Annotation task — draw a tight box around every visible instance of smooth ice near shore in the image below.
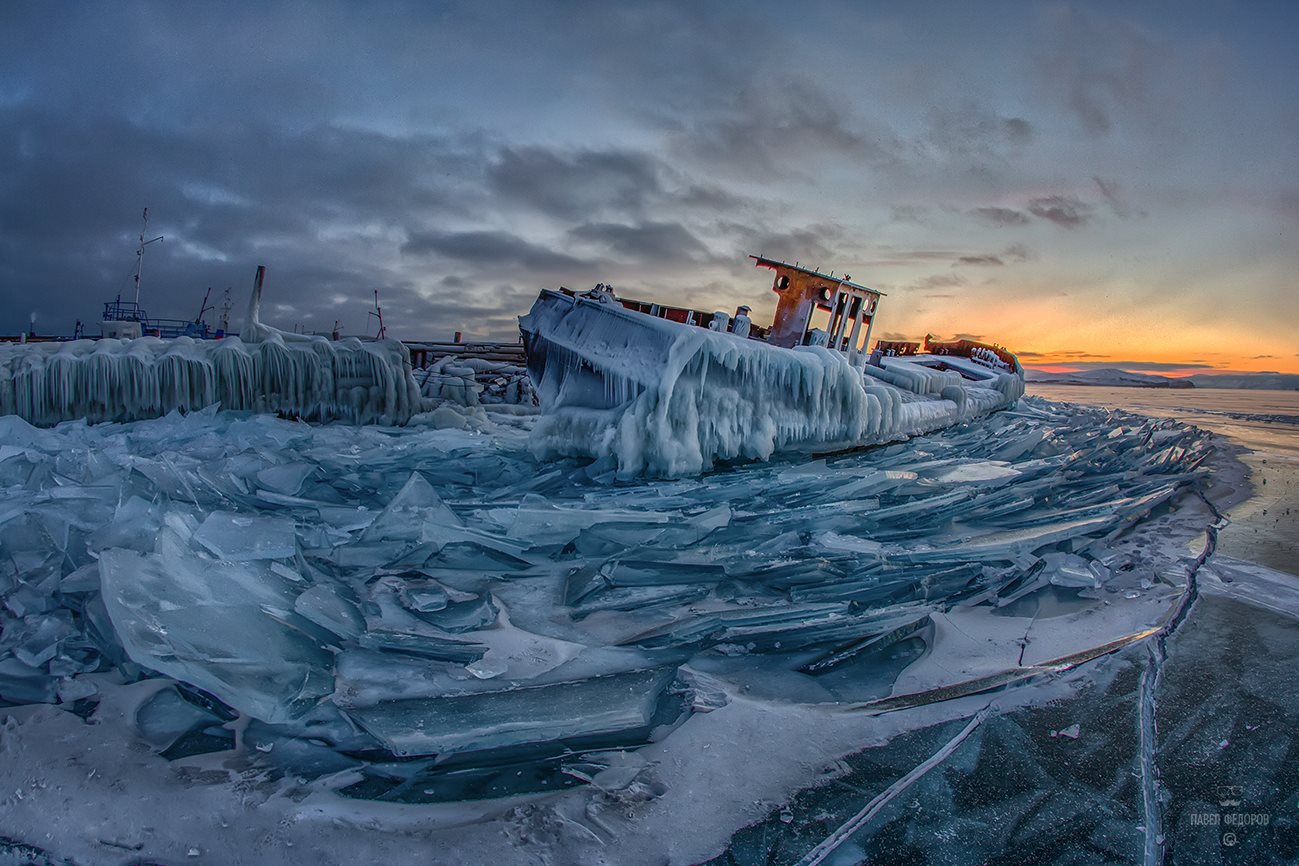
[521,290,1024,477]
[0,394,1252,865]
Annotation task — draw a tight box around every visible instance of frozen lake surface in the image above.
[0,393,1294,864]
[1030,385,1299,578]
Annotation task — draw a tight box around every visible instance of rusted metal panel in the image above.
[751,255,881,349]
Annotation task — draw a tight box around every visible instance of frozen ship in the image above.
[520,255,1025,477]
[96,209,235,341]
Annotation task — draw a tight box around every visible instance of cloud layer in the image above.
[0,1,1296,371]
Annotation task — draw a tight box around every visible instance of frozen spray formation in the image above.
[521,290,1025,477]
[0,273,420,427]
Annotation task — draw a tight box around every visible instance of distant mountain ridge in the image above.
[1190,372,1299,391]
[1027,367,1299,390]
[1025,368,1195,388]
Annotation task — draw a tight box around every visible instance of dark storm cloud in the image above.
[1048,360,1216,372]
[1026,195,1093,228]
[865,248,966,268]
[956,243,1035,266]
[911,274,967,291]
[971,207,1030,227]
[1003,117,1034,143]
[922,104,1035,161]
[569,221,712,263]
[0,110,477,239]
[889,205,932,226]
[401,229,591,272]
[672,184,751,212]
[487,147,661,220]
[0,102,489,335]
[1092,176,1145,219]
[486,146,756,224]
[1036,5,1158,136]
[669,78,901,176]
[715,222,847,272]
[416,282,547,336]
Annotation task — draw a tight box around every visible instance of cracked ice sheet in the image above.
[0,660,1097,866]
[887,591,1177,698]
[1197,556,1299,619]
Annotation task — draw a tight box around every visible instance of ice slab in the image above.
[0,391,1223,810]
[193,511,296,561]
[362,472,461,545]
[293,583,366,640]
[355,630,488,664]
[135,684,228,751]
[347,666,678,756]
[99,530,334,723]
[0,656,57,704]
[255,462,316,495]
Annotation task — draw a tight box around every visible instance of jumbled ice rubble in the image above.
[0,397,1216,800]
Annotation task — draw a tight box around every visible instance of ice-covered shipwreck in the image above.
[522,256,1025,476]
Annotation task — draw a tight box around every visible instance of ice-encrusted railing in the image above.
[0,397,1218,803]
[0,283,420,427]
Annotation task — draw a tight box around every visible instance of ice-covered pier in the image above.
[0,271,421,427]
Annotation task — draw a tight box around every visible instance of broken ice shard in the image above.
[355,630,488,664]
[346,667,679,757]
[255,462,316,496]
[293,582,366,640]
[405,593,499,633]
[193,511,296,561]
[135,684,228,751]
[99,529,333,723]
[362,472,461,546]
[0,656,57,704]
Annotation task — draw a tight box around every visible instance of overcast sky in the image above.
[1,1,1296,373]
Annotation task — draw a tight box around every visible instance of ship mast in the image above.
[369,288,387,340]
[132,207,165,306]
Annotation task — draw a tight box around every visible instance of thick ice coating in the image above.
[0,283,420,426]
[521,290,1024,477]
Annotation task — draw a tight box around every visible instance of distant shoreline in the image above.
[1027,368,1299,391]
[1028,376,1194,389]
